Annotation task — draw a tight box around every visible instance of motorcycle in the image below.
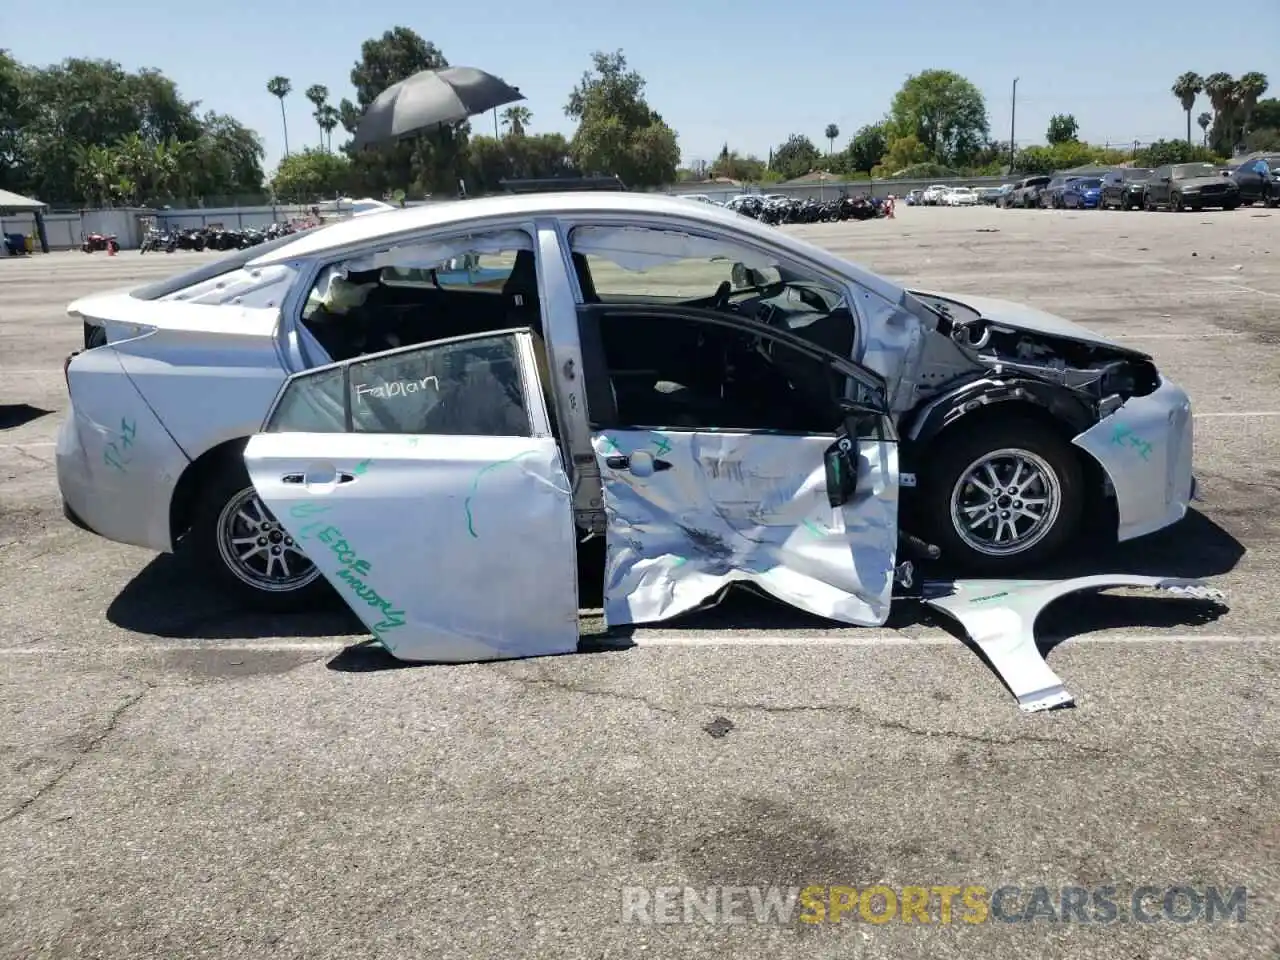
[81,233,120,254]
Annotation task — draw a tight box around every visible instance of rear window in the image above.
[129,229,316,301]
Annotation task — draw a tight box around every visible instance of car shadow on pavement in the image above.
[107,553,356,640]
[0,403,52,430]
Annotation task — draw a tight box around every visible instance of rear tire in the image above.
[919,416,1085,575]
[185,458,331,612]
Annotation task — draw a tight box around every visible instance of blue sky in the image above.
[5,0,1277,174]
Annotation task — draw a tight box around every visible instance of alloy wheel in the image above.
[949,449,1063,557]
[215,487,321,593]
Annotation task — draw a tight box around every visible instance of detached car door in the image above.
[242,329,580,662]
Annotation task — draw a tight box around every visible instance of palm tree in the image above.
[500,105,531,136]
[1171,73,1203,146]
[318,105,340,153]
[825,123,840,158]
[1237,72,1269,136]
[305,84,330,149]
[267,76,293,157]
[1197,111,1212,145]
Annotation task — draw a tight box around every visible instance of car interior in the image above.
[298,248,858,436]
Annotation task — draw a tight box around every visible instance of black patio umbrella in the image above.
[351,67,525,150]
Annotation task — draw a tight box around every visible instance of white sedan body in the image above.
[946,187,979,206]
[57,192,1196,664]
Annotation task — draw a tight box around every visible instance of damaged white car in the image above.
[57,193,1198,663]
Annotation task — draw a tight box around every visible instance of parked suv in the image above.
[1038,176,1085,209]
[1143,163,1240,211]
[1229,156,1280,206]
[1005,176,1051,208]
[1098,168,1152,210]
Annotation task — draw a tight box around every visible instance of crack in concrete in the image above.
[500,671,1093,753]
[0,683,151,827]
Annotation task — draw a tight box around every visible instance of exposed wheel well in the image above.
[905,400,1112,529]
[169,437,249,549]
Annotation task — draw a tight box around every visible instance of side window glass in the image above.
[266,366,347,433]
[348,334,530,437]
[266,334,532,437]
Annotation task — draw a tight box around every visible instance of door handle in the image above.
[605,454,672,472]
[282,472,356,484]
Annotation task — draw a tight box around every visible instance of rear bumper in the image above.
[1071,376,1195,542]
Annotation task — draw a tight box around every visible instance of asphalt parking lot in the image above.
[2,205,1278,959]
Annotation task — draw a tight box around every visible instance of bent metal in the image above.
[355,376,439,400]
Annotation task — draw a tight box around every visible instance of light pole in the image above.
[1009,77,1019,173]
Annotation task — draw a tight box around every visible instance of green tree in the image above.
[1197,111,1212,145]
[1046,113,1079,144]
[824,123,839,157]
[880,134,929,173]
[845,123,887,174]
[1134,138,1222,167]
[305,84,330,150]
[709,145,766,182]
[1250,97,1280,131]
[267,76,292,156]
[339,27,459,197]
[1171,73,1203,146]
[501,105,531,136]
[888,70,989,167]
[1203,72,1237,153]
[271,147,350,202]
[1238,72,1269,135]
[770,133,820,180]
[564,50,680,187]
[1,55,264,204]
[317,105,340,153]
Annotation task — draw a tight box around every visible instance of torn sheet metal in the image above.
[921,575,1227,712]
[569,225,777,273]
[1071,376,1194,542]
[594,430,899,628]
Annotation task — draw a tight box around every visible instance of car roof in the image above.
[247,190,909,305]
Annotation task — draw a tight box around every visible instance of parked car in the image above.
[1061,177,1104,209]
[1098,168,1152,210]
[1143,162,1240,211]
[1006,176,1052,207]
[905,189,925,206]
[1228,155,1280,206]
[944,186,979,206]
[922,184,949,205]
[1038,176,1085,209]
[57,193,1196,657]
[975,186,1005,204]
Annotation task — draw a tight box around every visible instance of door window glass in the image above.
[266,333,532,437]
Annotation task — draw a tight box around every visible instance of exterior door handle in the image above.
[605,454,672,472]
[282,472,356,484]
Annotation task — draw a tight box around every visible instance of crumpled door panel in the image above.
[596,430,898,628]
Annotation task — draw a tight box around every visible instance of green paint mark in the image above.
[103,416,137,472]
[1111,423,1153,461]
[289,502,329,519]
[601,435,621,453]
[353,458,372,475]
[803,519,827,538]
[650,433,672,457]
[311,522,406,638]
[670,556,687,567]
[465,449,542,538]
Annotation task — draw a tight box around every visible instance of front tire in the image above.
[920,417,1085,574]
[186,460,330,612]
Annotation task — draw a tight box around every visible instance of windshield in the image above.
[1173,163,1221,180]
[1074,179,1103,189]
[1123,168,1152,180]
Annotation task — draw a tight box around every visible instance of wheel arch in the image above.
[901,380,1111,520]
[169,436,249,548]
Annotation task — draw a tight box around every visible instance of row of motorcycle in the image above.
[731,195,886,224]
[138,221,298,254]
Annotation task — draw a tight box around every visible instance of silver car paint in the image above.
[595,431,899,627]
[922,575,1227,711]
[912,289,1135,351]
[56,345,190,552]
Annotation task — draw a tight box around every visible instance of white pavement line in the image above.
[0,633,1274,655]
[0,441,57,449]
[1,369,61,375]
[1194,412,1280,418]
[1087,250,1280,301]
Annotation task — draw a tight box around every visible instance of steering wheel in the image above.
[712,280,732,311]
